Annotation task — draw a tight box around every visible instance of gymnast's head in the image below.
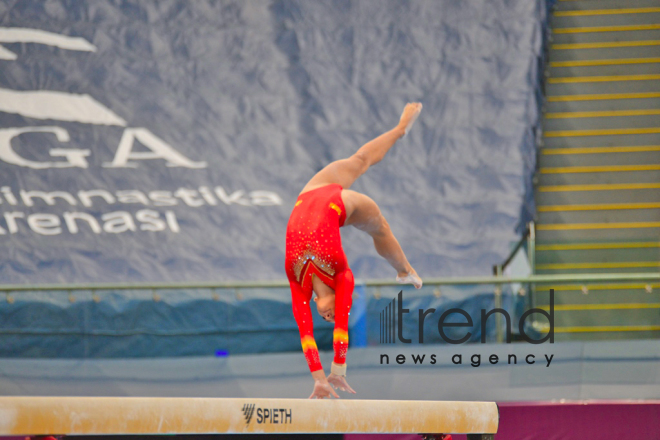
[311,274,335,323]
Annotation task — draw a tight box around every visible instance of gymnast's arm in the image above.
[343,191,422,288]
[289,280,339,399]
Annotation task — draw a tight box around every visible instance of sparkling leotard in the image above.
[285,184,354,372]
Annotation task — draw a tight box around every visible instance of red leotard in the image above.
[285,184,354,372]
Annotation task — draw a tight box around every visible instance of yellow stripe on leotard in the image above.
[333,329,348,344]
[301,335,318,352]
[329,202,342,215]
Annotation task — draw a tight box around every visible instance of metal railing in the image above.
[0,272,658,293]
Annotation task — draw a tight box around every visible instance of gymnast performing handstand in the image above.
[285,102,424,399]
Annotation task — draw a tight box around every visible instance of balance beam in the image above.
[0,396,498,436]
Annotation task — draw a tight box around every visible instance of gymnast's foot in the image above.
[396,268,423,289]
[398,102,422,136]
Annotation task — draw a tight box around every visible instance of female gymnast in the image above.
[285,102,424,399]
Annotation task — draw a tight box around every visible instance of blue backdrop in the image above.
[0,0,544,284]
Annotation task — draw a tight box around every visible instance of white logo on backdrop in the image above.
[0,27,281,237]
[0,27,96,59]
[0,27,206,169]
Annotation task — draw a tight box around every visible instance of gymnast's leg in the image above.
[300,102,422,193]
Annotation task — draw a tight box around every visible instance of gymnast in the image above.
[285,102,424,399]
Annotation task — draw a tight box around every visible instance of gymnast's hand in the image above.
[309,378,340,399]
[328,373,356,394]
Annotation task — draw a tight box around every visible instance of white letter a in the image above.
[104,128,206,169]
